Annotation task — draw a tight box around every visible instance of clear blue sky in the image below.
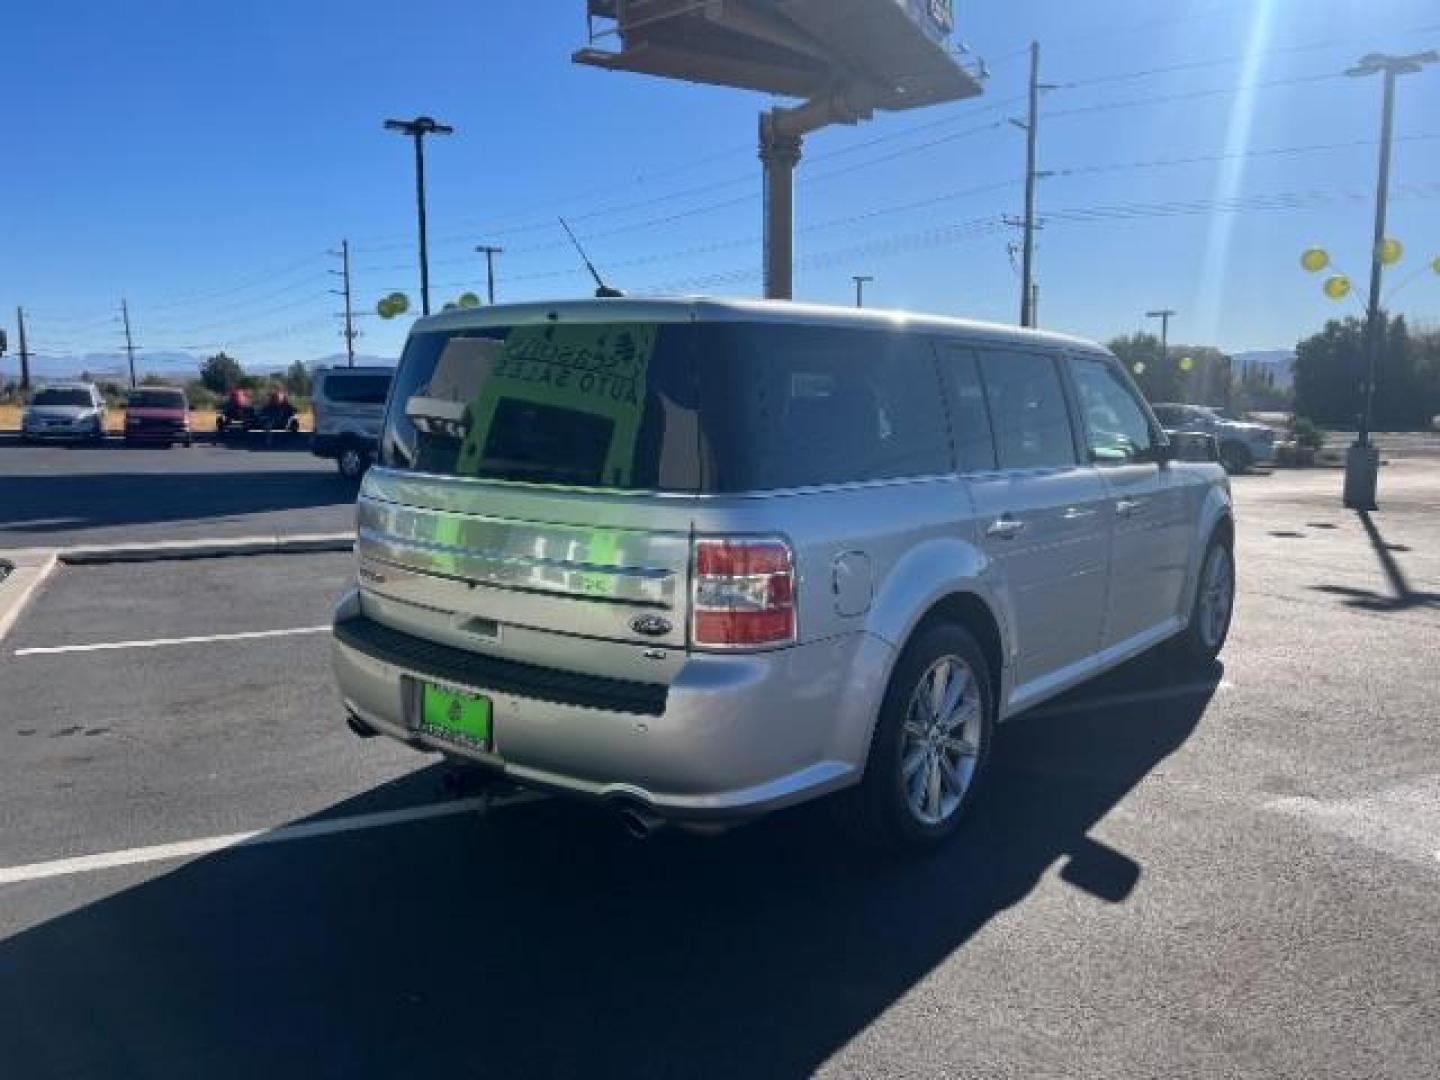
[2,0,1438,373]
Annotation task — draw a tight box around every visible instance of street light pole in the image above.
[852,275,874,308]
[1342,50,1436,510]
[384,116,454,317]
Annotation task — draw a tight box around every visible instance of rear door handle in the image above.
[985,516,1027,539]
[1115,498,1146,517]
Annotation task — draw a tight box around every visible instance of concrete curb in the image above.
[0,551,59,644]
[56,533,355,565]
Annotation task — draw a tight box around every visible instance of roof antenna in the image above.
[559,217,625,298]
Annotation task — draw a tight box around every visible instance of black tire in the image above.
[1175,533,1235,666]
[1219,441,1251,474]
[834,621,996,853]
[336,440,369,481]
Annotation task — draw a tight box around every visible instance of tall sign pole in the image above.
[1342,50,1436,511]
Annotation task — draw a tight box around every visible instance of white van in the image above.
[310,366,395,478]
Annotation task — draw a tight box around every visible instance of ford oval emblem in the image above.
[631,614,673,638]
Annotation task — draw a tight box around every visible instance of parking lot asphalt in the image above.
[0,461,1437,1078]
[0,435,355,549]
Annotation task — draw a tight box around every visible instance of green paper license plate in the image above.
[417,681,492,751]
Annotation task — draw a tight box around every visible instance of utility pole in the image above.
[1030,282,1040,328]
[121,299,137,388]
[384,115,454,317]
[1016,42,1043,328]
[16,307,32,390]
[475,245,504,305]
[1342,49,1437,510]
[330,240,359,367]
[1146,309,1175,363]
[852,275,874,308]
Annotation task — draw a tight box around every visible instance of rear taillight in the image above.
[691,537,796,649]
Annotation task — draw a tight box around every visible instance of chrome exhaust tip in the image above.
[345,711,378,739]
[611,799,666,841]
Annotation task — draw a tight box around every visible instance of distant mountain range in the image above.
[7,351,394,384]
[1232,349,1296,390]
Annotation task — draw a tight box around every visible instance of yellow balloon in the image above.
[1431,255,1440,276]
[1300,247,1329,273]
[1323,274,1352,301]
[1377,238,1403,266]
[1178,356,1195,373]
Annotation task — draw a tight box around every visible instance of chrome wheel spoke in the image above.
[902,743,927,779]
[940,733,977,757]
[925,756,943,819]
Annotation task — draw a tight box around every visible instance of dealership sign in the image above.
[904,0,954,40]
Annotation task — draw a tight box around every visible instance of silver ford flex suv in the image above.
[332,299,1234,850]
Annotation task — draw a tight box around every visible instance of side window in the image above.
[976,350,1077,470]
[1069,355,1158,465]
[698,324,952,490]
[935,344,997,472]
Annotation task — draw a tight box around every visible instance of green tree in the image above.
[1293,315,1437,429]
[1108,332,1186,402]
[283,360,312,397]
[1168,345,1235,408]
[199,352,244,394]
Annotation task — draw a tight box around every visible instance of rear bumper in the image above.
[330,595,894,821]
[23,429,97,441]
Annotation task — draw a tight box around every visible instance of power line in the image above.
[139,252,328,312]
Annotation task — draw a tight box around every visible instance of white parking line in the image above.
[13,625,330,657]
[0,796,537,886]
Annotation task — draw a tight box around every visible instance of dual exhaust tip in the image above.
[345,710,669,840]
[610,797,667,841]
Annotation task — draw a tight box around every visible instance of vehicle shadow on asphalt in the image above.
[0,652,1221,1079]
[0,471,354,540]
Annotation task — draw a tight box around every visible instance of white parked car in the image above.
[21,382,107,443]
[1150,403,1276,473]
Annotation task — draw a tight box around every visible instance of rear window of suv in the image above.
[380,320,952,493]
[321,372,392,404]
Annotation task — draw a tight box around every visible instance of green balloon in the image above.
[376,297,396,319]
[388,292,411,315]
[457,292,481,309]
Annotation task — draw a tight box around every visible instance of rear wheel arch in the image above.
[904,592,1006,715]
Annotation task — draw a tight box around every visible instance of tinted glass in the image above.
[381,322,701,491]
[128,389,186,409]
[322,372,392,404]
[1070,355,1157,464]
[977,351,1076,469]
[698,323,952,490]
[935,343,997,472]
[32,389,93,408]
[1151,405,1182,426]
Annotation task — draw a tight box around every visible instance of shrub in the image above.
[1290,416,1327,451]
